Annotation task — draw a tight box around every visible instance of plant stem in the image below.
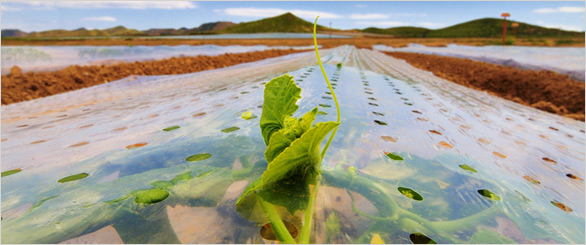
[299,180,320,244]
[313,16,340,160]
[429,206,500,233]
[258,197,297,244]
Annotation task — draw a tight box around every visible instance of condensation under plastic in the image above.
[1,46,584,244]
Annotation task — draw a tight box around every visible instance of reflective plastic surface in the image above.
[1,46,584,244]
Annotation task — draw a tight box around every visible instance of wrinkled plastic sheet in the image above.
[1,46,584,244]
[373,44,586,81]
[0,44,316,75]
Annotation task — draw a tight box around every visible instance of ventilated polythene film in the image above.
[1,46,584,244]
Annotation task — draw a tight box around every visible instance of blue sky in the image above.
[1,1,585,32]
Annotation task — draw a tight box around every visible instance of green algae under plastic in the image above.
[58,173,89,183]
[185,153,211,162]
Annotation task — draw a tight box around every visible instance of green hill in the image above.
[27,28,110,38]
[222,12,335,33]
[427,18,583,38]
[6,15,583,39]
[361,18,584,38]
[362,26,430,37]
[103,26,143,36]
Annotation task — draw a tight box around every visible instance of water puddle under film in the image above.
[1,46,584,243]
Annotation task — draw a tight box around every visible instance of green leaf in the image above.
[260,74,302,145]
[257,174,310,214]
[133,189,169,204]
[459,164,478,173]
[299,107,318,132]
[385,152,404,161]
[242,109,257,120]
[264,107,319,163]
[221,126,240,133]
[235,178,262,208]
[1,168,22,177]
[261,122,339,187]
[409,233,437,244]
[162,126,180,132]
[398,187,424,201]
[185,153,211,162]
[477,189,501,201]
[265,130,297,163]
[283,116,304,138]
[58,173,89,183]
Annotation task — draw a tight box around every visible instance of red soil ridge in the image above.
[1,49,306,105]
[384,51,585,121]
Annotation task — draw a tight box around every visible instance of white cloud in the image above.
[1,4,21,11]
[220,8,341,19]
[82,16,117,22]
[19,1,197,10]
[350,14,388,20]
[559,7,586,13]
[357,21,408,27]
[418,22,444,28]
[534,6,585,14]
[355,4,368,8]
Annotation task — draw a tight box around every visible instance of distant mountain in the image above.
[143,21,235,36]
[103,26,143,36]
[361,18,584,38]
[27,28,110,38]
[362,27,430,37]
[197,21,236,32]
[221,12,336,33]
[1,29,28,38]
[143,28,184,36]
[3,14,583,39]
[426,18,583,38]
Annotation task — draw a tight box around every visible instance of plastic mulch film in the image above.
[0,44,317,74]
[1,46,584,244]
[373,43,586,81]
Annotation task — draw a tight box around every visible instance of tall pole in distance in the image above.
[329,22,332,39]
[512,22,519,37]
[501,13,510,45]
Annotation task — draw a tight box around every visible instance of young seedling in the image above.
[235,16,341,244]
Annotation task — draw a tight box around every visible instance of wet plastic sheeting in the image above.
[1,46,584,244]
[373,43,586,81]
[0,44,316,74]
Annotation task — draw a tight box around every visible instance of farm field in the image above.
[2,45,584,244]
[2,2,585,244]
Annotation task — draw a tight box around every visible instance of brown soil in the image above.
[1,49,306,105]
[384,51,585,121]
